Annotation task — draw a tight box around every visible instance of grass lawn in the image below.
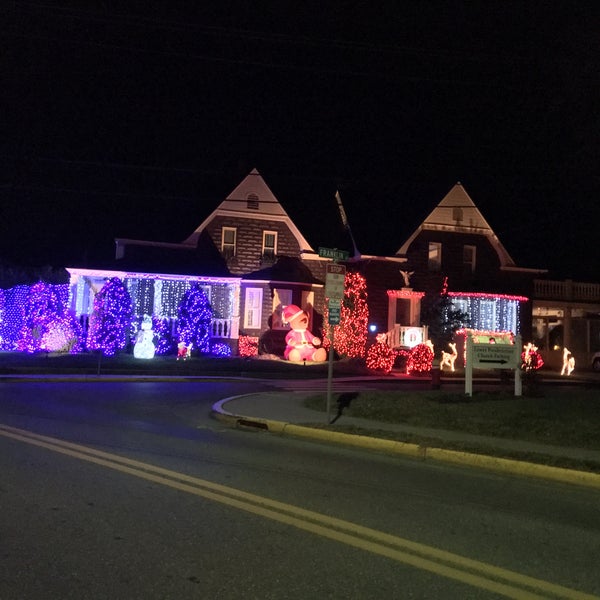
[303,388,600,472]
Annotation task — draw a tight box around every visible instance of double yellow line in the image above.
[1,423,597,600]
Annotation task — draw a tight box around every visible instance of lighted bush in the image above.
[211,342,232,357]
[13,282,81,353]
[407,343,434,374]
[239,335,259,357]
[86,277,133,356]
[177,284,212,354]
[366,337,396,373]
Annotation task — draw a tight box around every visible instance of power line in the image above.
[8,2,582,87]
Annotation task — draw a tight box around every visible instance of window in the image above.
[463,245,476,273]
[428,242,442,271]
[262,231,277,260]
[272,288,292,329]
[221,227,236,259]
[244,287,263,329]
[247,193,259,210]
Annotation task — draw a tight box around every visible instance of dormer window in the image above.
[262,231,277,261]
[463,245,476,273]
[428,242,442,271]
[247,193,259,210]
[221,227,237,259]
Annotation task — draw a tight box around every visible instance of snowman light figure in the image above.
[133,315,156,359]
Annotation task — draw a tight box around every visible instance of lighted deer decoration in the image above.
[560,347,575,376]
[440,342,458,372]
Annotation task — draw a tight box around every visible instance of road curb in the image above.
[211,398,600,490]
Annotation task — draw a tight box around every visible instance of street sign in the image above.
[471,343,519,369]
[325,264,346,299]
[328,299,341,325]
[318,247,349,261]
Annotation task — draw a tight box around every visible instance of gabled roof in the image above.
[396,182,516,267]
[181,168,314,252]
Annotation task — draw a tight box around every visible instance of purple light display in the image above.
[177,284,212,355]
[86,277,133,356]
[0,282,81,353]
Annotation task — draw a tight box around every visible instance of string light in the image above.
[210,342,232,357]
[86,277,133,356]
[406,342,434,374]
[448,292,525,333]
[238,335,259,357]
[522,342,544,370]
[366,333,396,373]
[323,271,369,359]
[177,284,212,354]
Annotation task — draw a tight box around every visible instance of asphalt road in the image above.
[1,380,599,599]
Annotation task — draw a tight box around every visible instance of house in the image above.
[67,170,573,362]
[530,278,600,369]
[69,169,332,356]
[390,183,547,352]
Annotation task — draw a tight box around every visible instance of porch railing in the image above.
[78,316,238,341]
[533,279,600,302]
[386,325,429,349]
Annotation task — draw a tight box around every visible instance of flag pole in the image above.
[335,191,360,258]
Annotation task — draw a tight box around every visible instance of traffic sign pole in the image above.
[326,326,334,423]
[466,335,473,396]
[514,335,522,397]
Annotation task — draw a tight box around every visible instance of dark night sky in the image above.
[2,2,599,281]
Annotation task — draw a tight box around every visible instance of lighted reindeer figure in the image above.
[561,347,575,376]
[440,342,458,372]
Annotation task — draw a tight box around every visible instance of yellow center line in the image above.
[1,423,597,600]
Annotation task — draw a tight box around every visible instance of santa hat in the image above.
[282,304,304,323]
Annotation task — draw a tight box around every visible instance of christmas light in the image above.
[86,277,133,356]
[406,342,434,374]
[0,282,82,353]
[177,284,212,354]
[238,335,259,357]
[560,347,575,376]
[210,342,232,357]
[151,316,174,355]
[448,293,524,333]
[521,342,544,371]
[366,333,396,373]
[133,315,156,359]
[323,271,369,359]
[440,342,458,371]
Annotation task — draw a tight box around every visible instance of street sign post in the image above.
[325,263,346,300]
[319,247,349,261]
[319,247,348,423]
[328,299,341,325]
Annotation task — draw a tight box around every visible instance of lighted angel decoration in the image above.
[399,270,414,288]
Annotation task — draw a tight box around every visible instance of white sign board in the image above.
[465,335,522,397]
[471,343,519,369]
[325,264,346,299]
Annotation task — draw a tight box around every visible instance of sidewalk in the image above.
[212,391,600,490]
